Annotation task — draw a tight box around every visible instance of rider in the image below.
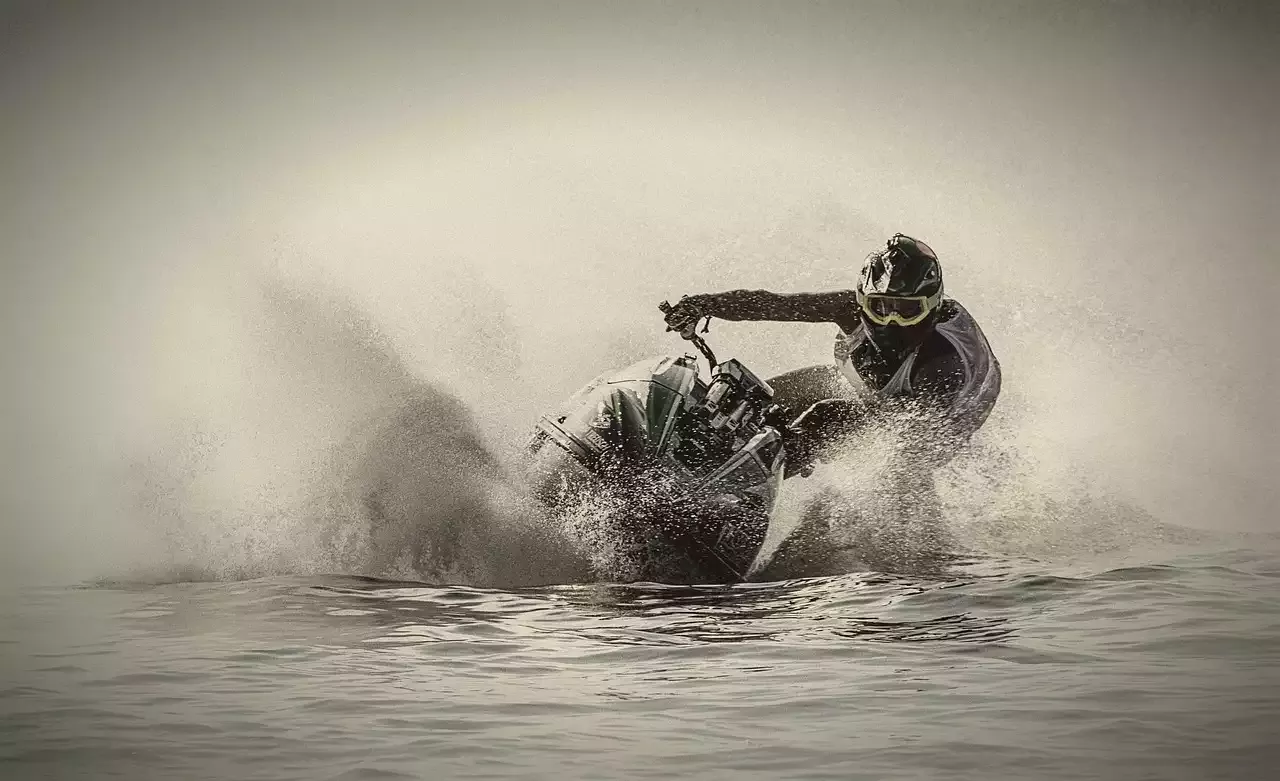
[662,233,1001,477]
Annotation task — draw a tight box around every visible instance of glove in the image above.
[662,295,709,337]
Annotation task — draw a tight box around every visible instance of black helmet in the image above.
[855,234,944,327]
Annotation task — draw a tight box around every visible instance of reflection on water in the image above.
[301,568,1017,650]
[16,548,1278,781]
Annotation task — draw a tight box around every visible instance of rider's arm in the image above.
[692,289,862,330]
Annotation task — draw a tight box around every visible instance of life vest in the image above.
[833,300,1001,434]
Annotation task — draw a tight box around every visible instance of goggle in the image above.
[859,293,939,326]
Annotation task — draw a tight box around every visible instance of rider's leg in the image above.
[766,365,866,478]
[783,395,880,478]
[765,364,857,421]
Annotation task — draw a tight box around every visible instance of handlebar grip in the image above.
[658,300,673,314]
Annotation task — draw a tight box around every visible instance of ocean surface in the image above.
[3,541,1278,781]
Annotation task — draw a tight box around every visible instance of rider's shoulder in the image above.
[935,297,964,323]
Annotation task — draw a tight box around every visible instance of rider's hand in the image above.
[663,295,706,337]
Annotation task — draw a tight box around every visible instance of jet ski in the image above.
[525,302,795,583]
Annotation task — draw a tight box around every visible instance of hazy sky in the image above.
[2,1,1275,582]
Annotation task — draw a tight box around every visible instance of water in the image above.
[4,545,1277,781]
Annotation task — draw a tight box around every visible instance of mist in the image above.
[2,1,1275,586]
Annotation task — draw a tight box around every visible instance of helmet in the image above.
[855,234,944,326]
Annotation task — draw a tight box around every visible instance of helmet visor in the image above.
[861,294,935,326]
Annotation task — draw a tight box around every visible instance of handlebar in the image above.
[659,300,718,368]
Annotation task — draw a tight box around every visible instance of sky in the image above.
[1,0,1275,584]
